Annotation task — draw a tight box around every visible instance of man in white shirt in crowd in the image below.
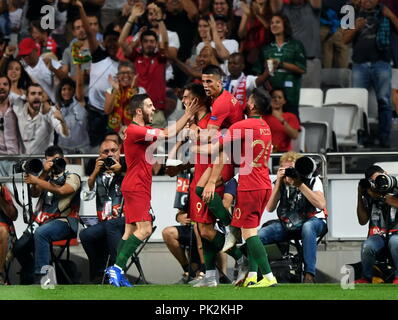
[17,38,67,103]
[12,84,69,155]
[223,52,269,108]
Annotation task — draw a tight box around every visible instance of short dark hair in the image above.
[202,64,223,78]
[118,60,135,72]
[251,89,271,116]
[27,83,42,94]
[103,23,120,40]
[71,17,83,29]
[29,20,49,35]
[0,75,11,88]
[365,165,384,180]
[183,83,211,110]
[45,145,64,158]
[229,52,244,61]
[104,129,123,146]
[129,93,151,116]
[140,29,158,43]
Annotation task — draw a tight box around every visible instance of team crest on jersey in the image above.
[210,116,218,121]
[147,129,157,135]
[231,97,238,105]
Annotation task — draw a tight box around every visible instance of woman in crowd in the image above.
[263,88,300,153]
[255,13,306,117]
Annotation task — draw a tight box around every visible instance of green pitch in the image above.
[0,284,397,300]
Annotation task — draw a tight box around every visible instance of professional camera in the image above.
[284,156,317,180]
[358,178,373,190]
[102,156,116,169]
[51,157,67,175]
[14,159,43,175]
[373,174,398,195]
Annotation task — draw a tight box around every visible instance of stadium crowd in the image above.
[0,0,397,286]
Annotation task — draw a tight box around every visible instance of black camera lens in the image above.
[103,157,116,169]
[52,157,66,175]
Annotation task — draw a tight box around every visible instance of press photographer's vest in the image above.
[277,178,326,229]
[95,172,124,222]
[368,198,398,237]
[34,172,81,225]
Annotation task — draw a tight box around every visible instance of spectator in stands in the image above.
[13,145,81,284]
[272,0,322,88]
[120,27,170,128]
[0,75,19,176]
[12,83,69,154]
[343,0,398,148]
[171,45,219,83]
[383,0,398,117]
[104,61,146,134]
[17,38,67,103]
[254,13,306,117]
[320,0,349,68]
[0,183,18,285]
[0,45,31,105]
[356,165,398,284]
[238,0,273,72]
[80,139,125,284]
[195,14,238,76]
[101,0,123,32]
[61,18,92,85]
[75,0,119,149]
[259,151,327,283]
[8,0,23,44]
[29,20,58,56]
[55,66,90,155]
[263,88,300,153]
[223,52,269,108]
[210,0,240,40]
[164,0,198,86]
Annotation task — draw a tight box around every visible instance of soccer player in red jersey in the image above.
[200,90,278,288]
[105,93,199,287]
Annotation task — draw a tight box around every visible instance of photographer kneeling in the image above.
[258,151,327,283]
[80,139,125,284]
[13,146,81,284]
[356,165,398,284]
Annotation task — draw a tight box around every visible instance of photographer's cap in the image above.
[365,165,384,180]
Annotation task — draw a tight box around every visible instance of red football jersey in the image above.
[220,117,272,191]
[121,123,161,195]
[208,90,243,129]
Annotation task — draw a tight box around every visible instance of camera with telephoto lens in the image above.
[284,156,317,180]
[51,157,67,175]
[102,156,116,169]
[14,159,43,175]
[373,174,398,195]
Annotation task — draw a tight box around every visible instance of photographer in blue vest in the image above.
[355,165,398,284]
[257,151,327,284]
[80,139,125,284]
[13,145,81,284]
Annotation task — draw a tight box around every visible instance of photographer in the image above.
[80,139,125,284]
[0,184,18,285]
[258,151,327,283]
[355,165,398,284]
[13,146,81,284]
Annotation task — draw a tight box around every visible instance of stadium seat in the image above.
[51,237,80,284]
[321,68,352,92]
[292,126,305,153]
[373,162,398,175]
[322,104,360,148]
[324,88,369,134]
[299,88,324,108]
[299,107,336,151]
[301,121,329,153]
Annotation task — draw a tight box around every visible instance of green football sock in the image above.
[202,238,217,270]
[246,244,259,273]
[116,239,125,256]
[115,234,143,270]
[246,235,272,275]
[196,187,231,226]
